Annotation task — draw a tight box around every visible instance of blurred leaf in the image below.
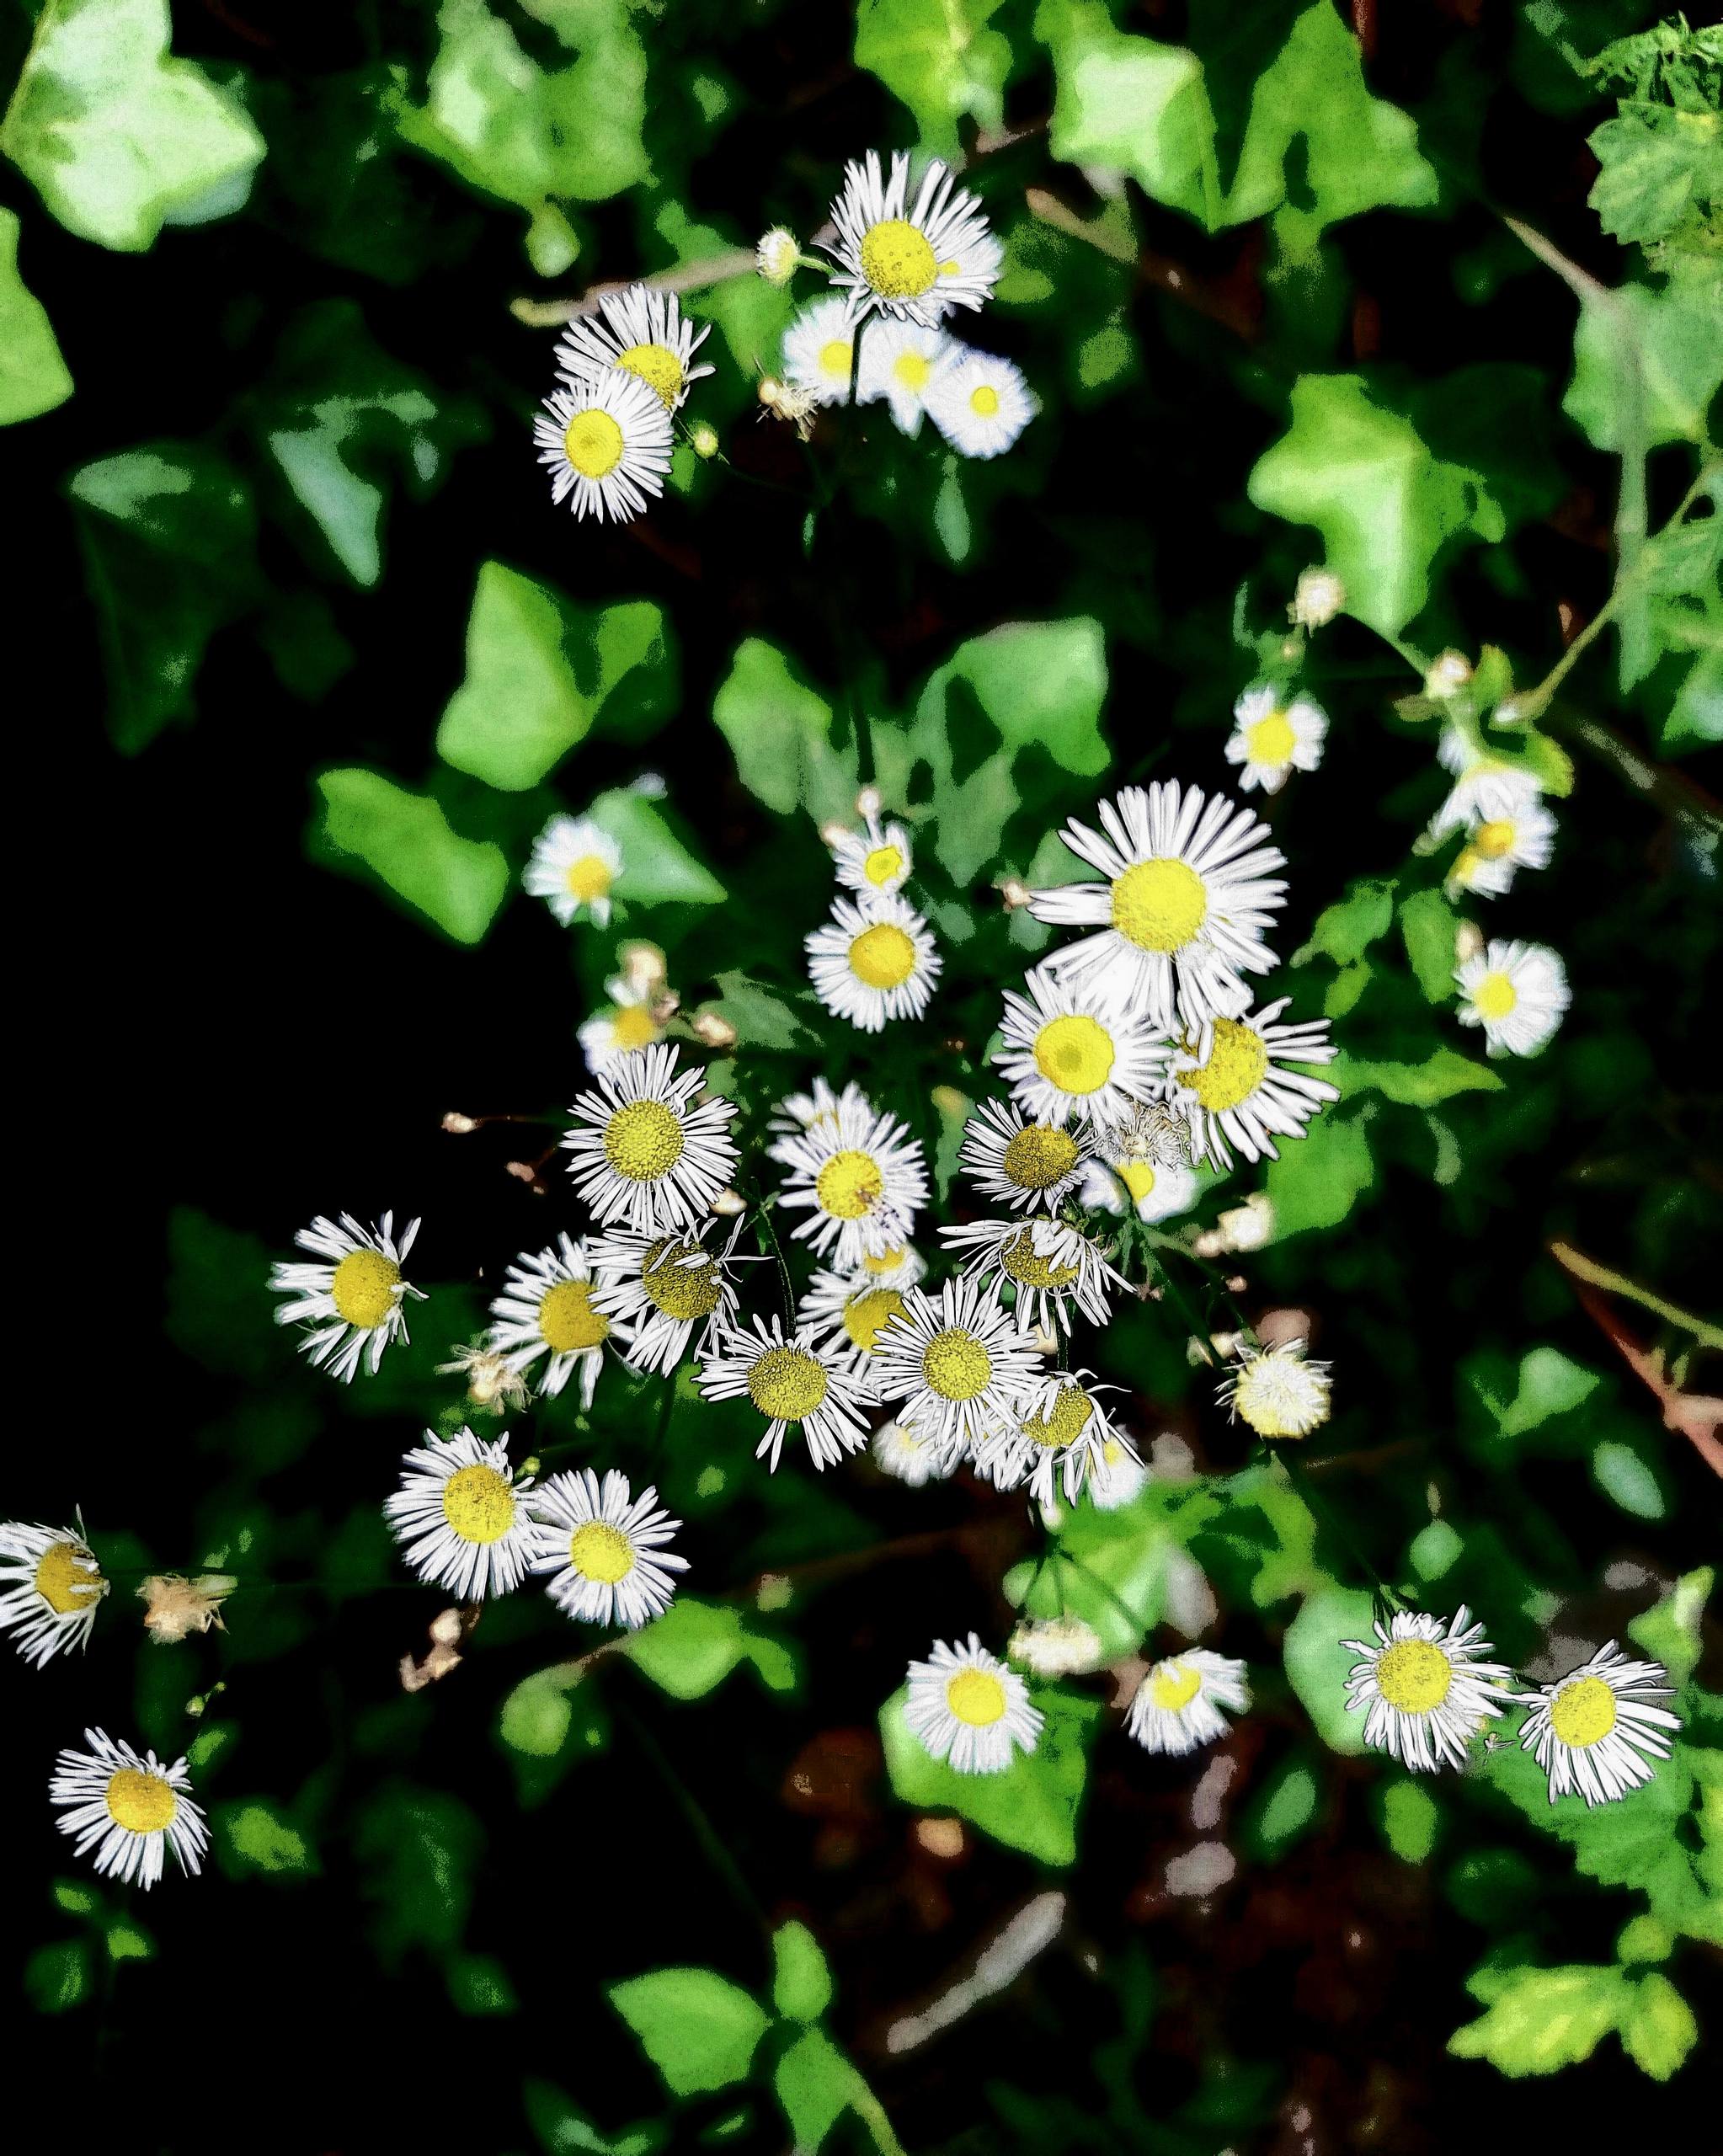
[314,766,510,944]
[856,0,1011,160]
[447,1951,519,2015]
[524,2079,668,2156]
[498,1667,611,1805]
[0,207,72,424]
[1334,1047,1502,1106]
[1448,1963,1629,2075]
[166,1207,280,1380]
[712,638,855,824]
[771,1919,834,2023]
[1,0,264,251]
[584,787,728,909]
[1281,1582,1377,1754]
[24,1940,90,2014]
[1627,1567,1712,1689]
[1590,1435,1668,1520]
[1243,1756,1320,1857]
[1472,1346,1601,1444]
[773,2025,854,2149]
[1263,1109,1374,1235]
[1378,1778,1442,1865]
[355,1782,483,1963]
[1399,887,1460,1001]
[1565,281,1723,451]
[1296,878,1395,966]
[608,1966,770,2096]
[1619,1970,1699,2079]
[624,1595,798,1700]
[215,1798,317,1878]
[709,970,824,1052]
[878,1684,1102,1865]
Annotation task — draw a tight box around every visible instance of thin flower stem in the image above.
[1054,1546,1151,1642]
[750,1191,797,1324]
[1270,1449,1404,1611]
[1550,1237,1723,1349]
[612,1696,769,1933]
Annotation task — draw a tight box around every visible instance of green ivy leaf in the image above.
[314,767,509,945]
[878,1684,1102,1865]
[773,2025,855,2149]
[1333,1047,1503,1107]
[0,207,72,424]
[771,1919,835,2023]
[1399,887,1459,1001]
[1281,1583,1377,1755]
[711,638,856,823]
[608,1967,771,2097]
[1377,1779,1442,1865]
[623,1595,798,1700]
[1448,1964,1629,2075]
[1295,878,1396,966]
[2,0,264,252]
[1587,104,1723,251]
[1619,1971,1699,2079]
[855,0,1011,159]
[215,1799,317,1877]
[1263,1110,1374,1236]
[1565,280,1723,451]
[498,1668,611,1806]
[584,787,728,909]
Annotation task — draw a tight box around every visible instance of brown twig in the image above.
[1550,1241,1723,1479]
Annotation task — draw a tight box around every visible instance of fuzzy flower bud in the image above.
[1009,1616,1105,1678]
[1426,649,1474,698]
[690,421,720,460]
[691,1010,739,1050]
[756,227,801,286]
[1289,568,1345,629]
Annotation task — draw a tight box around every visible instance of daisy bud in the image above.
[138,1573,235,1644]
[436,1343,531,1414]
[855,783,883,822]
[691,1010,739,1049]
[819,819,851,851]
[1008,1615,1104,1678]
[617,941,668,997]
[690,421,720,460]
[442,1111,479,1134]
[1219,1341,1333,1439]
[1454,919,1485,963]
[1289,567,1346,629]
[712,1187,747,1217]
[1426,649,1474,698]
[756,227,800,286]
[998,877,1032,910]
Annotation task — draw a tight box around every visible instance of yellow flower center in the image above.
[603,1100,685,1182]
[1182,1020,1270,1113]
[1474,972,1518,1021]
[1032,1013,1115,1096]
[863,843,904,888]
[1150,1661,1203,1712]
[1002,1123,1080,1191]
[615,342,684,407]
[818,337,853,380]
[893,351,931,392]
[1112,857,1208,953]
[841,1286,904,1353]
[330,1248,401,1330]
[946,1668,1007,1726]
[1022,1385,1094,1451]
[1550,1675,1619,1749]
[815,1148,884,1220]
[441,1463,516,1545]
[608,1003,658,1050]
[568,1520,635,1584]
[105,1768,178,1835]
[1374,1639,1454,1715]
[1474,819,1517,860]
[922,1326,991,1401]
[1119,1161,1158,1203]
[563,408,625,479]
[640,1239,723,1320]
[747,1345,829,1422]
[1246,710,1296,765]
[35,1541,102,1614]
[1000,1229,1081,1293]
[860,218,938,299]
[539,1279,609,1354]
[862,1246,908,1276]
[563,852,614,903]
[849,922,917,989]
[970,383,1000,418]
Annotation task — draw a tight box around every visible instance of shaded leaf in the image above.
[608,1966,770,2097]
[879,1684,1102,1865]
[0,206,72,425]
[314,766,510,945]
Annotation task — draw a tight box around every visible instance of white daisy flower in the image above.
[698,1315,873,1470]
[859,319,954,435]
[1455,939,1570,1058]
[1,1521,107,1667]
[1343,1605,1514,1774]
[534,367,674,523]
[1170,999,1339,1171]
[1127,1651,1251,1756]
[486,1235,612,1407]
[872,1417,960,1486]
[269,1211,424,1384]
[589,1219,741,1376]
[799,1268,916,1389]
[528,1468,688,1631]
[781,295,867,408]
[50,1730,208,1890]
[1087,1433,1149,1510]
[958,1097,1090,1215]
[524,814,624,928]
[1434,723,1542,827]
[553,282,714,412]
[940,1215,1123,1337]
[766,1075,876,1153]
[1516,1641,1682,1807]
[926,348,1036,459]
[1443,785,1558,900]
[904,1634,1043,1775]
[773,1090,928,1271]
[832,811,914,899]
[384,1427,537,1601]
[976,1369,1128,1506]
[993,965,1167,1128]
[1225,686,1328,794]
[1079,1100,1198,1221]
[1008,1615,1104,1678]
[824,149,1001,328]
[1029,782,1288,1031]
[563,1043,739,1233]
[805,890,942,1032]
[848,1241,928,1290]
[578,974,664,1071]
[867,1277,1043,1455]
[1219,1341,1332,1440]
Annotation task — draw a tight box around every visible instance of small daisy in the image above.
[824,149,1001,328]
[1127,1651,1251,1756]
[756,227,800,286]
[384,1427,537,1600]
[1343,1606,1514,1774]
[1219,1340,1332,1440]
[994,965,1166,1128]
[800,1268,916,1388]
[859,319,954,435]
[1,1521,107,1667]
[590,1219,741,1376]
[487,1235,612,1408]
[269,1211,424,1383]
[766,1075,876,1154]
[1170,1000,1339,1171]
[940,1215,1123,1337]
[958,1097,1091,1215]
[50,1730,208,1890]
[781,295,867,408]
[553,283,714,412]
[697,1315,872,1470]
[1443,784,1558,900]
[977,1369,1127,1505]
[1009,1615,1103,1678]
[535,368,674,524]
[904,1635,1043,1775]
[524,814,624,928]
[1080,1100,1198,1222]
[579,974,664,1071]
[926,348,1036,459]
[1434,723,1540,827]
[563,1043,739,1233]
[1087,1433,1149,1510]
[1029,782,1288,1031]
[868,1276,1043,1455]
[805,890,942,1032]
[1455,940,1569,1058]
[832,810,914,899]
[528,1468,688,1631]
[1517,1641,1681,1807]
[1225,686,1328,795]
[774,1091,928,1270]
[872,1418,959,1486]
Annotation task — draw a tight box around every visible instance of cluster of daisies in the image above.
[536,147,1030,522]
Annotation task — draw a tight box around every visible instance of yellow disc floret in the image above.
[1246,710,1296,765]
[568,1521,635,1583]
[608,1003,658,1050]
[615,342,684,407]
[747,1346,829,1422]
[1550,1675,1619,1749]
[564,852,615,904]
[1002,1123,1080,1191]
[863,844,904,887]
[1021,1385,1094,1451]
[604,1100,685,1182]
[841,1287,904,1353]
[640,1239,723,1321]
[849,923,917,989]
[893,351,931,392]
[1032,1014,1115,1096]
[970,384,1000,418]
[819,337,853,379]
[35,1540,102,1614]
[563,408,625,479]
[1374,1639,1454,1715]
[106,1768,178,1835]
[860,219,938,299]
[1000,1230,1081,1293]
[815,1149,884,1220]
[1474,819,1517,860]
[1150,1661,1203,1712]
[539,1280,610,1355]
[1111,857,1208,953]
[922,1326,991,1401]
[946,1668,1006,1726]
[331,1248,401,1330]
[1118,1161,1158,1203]
[441,1463,516,1545]
[1182,1019,1270,1113]
[1474,973,1518,1020]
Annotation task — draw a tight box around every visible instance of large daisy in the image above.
[824,150,1001,327]
[384,1427,537,1601]
[486,1235,612,1407]
[524,814,623,928]
[904,1635,1042,1774]
[993,965,1166,1128]
[1,1520,107,1667]
[867,1276,1043,1455]
[1029,782,1287,1030]
[1455,940,1569,1058]
[534,367,674,524]
[1225,686,1327,795]
[50,1730,209,1890]
[926,348,1036,459]
[553,283,714,412]
[589,1219,742,1376]
[859,319,954,435]
[563,1043,739,1233]
[697,1316,872,1470]
[1517,1641,1681,1807]
[958,1097,1091,1215]
[1343,1606,1514,1774]
[773,1091,928,1271]
[269,1211,424,1383]
[1169,1000,1338,1171]
[805,890,942,1031]
[1127,1651,1251,1756]
[528,1468,687,1631]
[940,1215,1123,1337]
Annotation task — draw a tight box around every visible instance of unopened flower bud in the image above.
[617,941,668,997]
[999,877,1032,910]
[756,227,800,286]
[1289,568,1345,629]
[819,819,851,851]
[141,1574,235,1643]
[712,1187,747,1217]
[442,1111,479,1134]
[855,783,883,822]
[691,421,720,460]
[1454,919,1485,963]
[691,1010,739,1049]
[1426,649,1473,698]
